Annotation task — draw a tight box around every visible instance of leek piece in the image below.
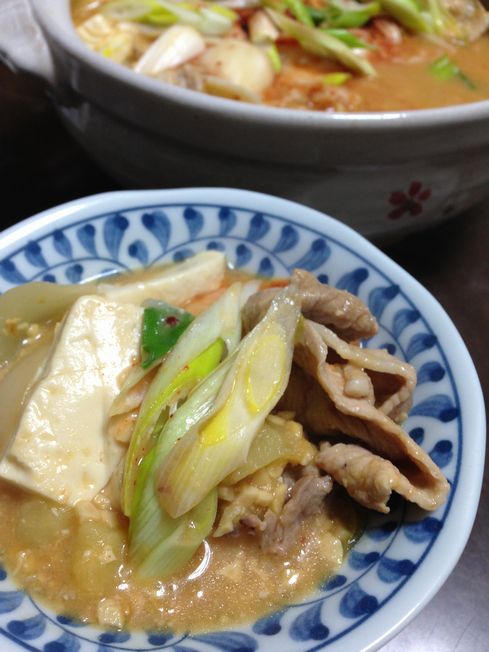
[424,0,476,40]
[266,8,375,76]
[121,283,242,515]
[141,302,193,369]
[123,337,226,514]
[323,28,372,49]
[378,0,432,33]
[104,0,237,37]
[129,358,233,574]
[320,0,381,28]
[137,489,217,576]
[130,451,218,578]
[134,23,206,72]
[101,31,135,62]
[429,55,476,89]
[265,43,282,71]
[248,10,280,42]
[223,416,316,485]
[109,361,156,417]
[152,0,237,35]
[102,0,160,20]
[284,0,314,26]
[140,8,179,25]
[323,71,353,85]
[156,288,301,519]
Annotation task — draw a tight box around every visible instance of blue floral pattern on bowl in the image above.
[0,189,479,652]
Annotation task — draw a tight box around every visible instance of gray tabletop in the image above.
[1,63,488,652]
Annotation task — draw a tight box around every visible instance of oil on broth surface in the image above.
[72,0,489,111]
[0,480,356,631]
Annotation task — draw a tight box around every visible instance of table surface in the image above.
[1,63,488,652]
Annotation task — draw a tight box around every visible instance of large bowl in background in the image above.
[1,1,489,240]
[0,187,485,652]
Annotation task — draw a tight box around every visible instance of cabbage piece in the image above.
[121,283,242,515]
[77,13,136,63]
[156,288,301,519]
[134,25,206,74]
[265,8,376,76]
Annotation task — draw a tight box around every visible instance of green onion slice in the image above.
[429,55,476,89]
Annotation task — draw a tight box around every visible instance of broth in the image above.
[71,0,489,111]
[0,481,357,631]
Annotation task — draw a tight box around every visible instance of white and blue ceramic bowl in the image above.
[0,188,485,652]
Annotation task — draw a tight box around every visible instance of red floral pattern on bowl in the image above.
[388,181,432,219]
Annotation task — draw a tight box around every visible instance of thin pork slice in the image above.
[280,321,449,511]
[316,442,436,513]
[310,319,416,421]
[242,269,378,341]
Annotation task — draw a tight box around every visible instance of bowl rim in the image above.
[34,0,489,130]
[0,187,486,652]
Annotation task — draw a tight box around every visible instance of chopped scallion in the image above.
[266,43,282,71]
[284,0,314,26]
[429,55,476,89]
[323,28,372,48]
[323,71,353,85]
[321,0,381,28]
[266,8,376,76]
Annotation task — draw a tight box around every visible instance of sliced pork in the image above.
[260,468,333,554]
[316,442,440,513]
[243,269,378,341]
[214,464,332,554]
[280,320,449,511]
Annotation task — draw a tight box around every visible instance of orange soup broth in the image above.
[0,481,357,632]
[72,0,489,112]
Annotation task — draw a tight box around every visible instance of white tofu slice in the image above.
[98,251,226,306]
[0,295,143,506]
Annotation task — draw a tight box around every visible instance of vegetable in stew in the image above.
[71,0,489,110]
